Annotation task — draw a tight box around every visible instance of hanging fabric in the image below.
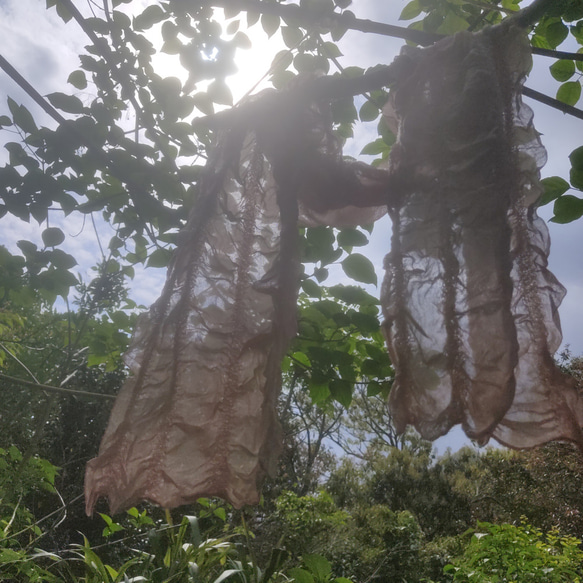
[85,90,387,514]
[381,25,583,449]
[86,23,583,515]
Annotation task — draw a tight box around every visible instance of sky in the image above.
[0,0,582,453]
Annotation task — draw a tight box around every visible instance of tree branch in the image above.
[206,0,583,61]
[523,86,583,121]
[533,47,583,62]
[206,0,441,46]
[0,54,67,126]
[508,0,557,28]
[0,373,116,400]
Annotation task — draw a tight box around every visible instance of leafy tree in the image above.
[0,0,583,577]
[446,520,583,583]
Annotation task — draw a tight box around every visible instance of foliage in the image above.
[331,505,425,583]
[1,0,583,580]
[264,490,348,559]
[0,478,342,583]
[0,446,58,542]
[445,520,583,582]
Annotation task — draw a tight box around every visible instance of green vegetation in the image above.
[1,0,583,580]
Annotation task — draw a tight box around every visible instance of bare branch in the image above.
[0,373,116,400]
[523,86,583,122]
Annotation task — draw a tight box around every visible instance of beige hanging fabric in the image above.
[85,126,295,513]
[85,92,387,514]
[382,26,583,449]
[86,24,583,515]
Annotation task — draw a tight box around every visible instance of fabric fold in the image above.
[381,26,583,449]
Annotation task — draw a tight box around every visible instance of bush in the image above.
[445,520,583,583]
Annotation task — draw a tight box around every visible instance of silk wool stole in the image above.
[382,26,583,449]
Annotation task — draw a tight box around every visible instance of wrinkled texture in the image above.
[85,125,298,513]
[85,93,390,514]
[382,27,583,449]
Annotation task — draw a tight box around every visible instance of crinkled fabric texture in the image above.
[382,27,583,449]
[85,129,297,513]
[85,96,387,515]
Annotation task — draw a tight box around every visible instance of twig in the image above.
[523,86,583,121]
[0,342,41,383]
[0,372,116,400]
[206,0,583,61]
[0,54,67,126]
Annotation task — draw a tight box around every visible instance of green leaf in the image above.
[247,10,260,27]
[329,284,378,305]
[569,145,583,171]
[337,229,368,248]
[330,379,352,408]
[0,115,11,126]
[549,59,575,82]
[303,554,332,580]
[359,100,379,122]
[49,249,77,269]
[331,98,357,125]
[261,13,280,37]
[320,41,343,58]
[438,11,470,34]
[501,0,520,12]
[539,176,570,205]
[544,20,569,48]
[271,50,294,72]
[288,569,314,583]
[309,382,330,404]
[8,98,37,133]
[400,0,422,20]
[134,4,165,30]
[42,227,65,247]
[342,253,377,285]
[213,507,226,521]
[551,195,583,223]
[207,80,233,105]
[314,267,328,282]
[147,248,172,268]
[271,70,295,89]
[350,311,380,334]
[556,81,581,106]
[570,168,583,190]
[294,52,315,72]
[192,92,214,115]
[292,351,311,368]
[530,34,552,49]
[67,70,88,89]
[302,278,322,298]
[360,138,389,156]
[226,20,240,35]
[281,26,303,48]
[46,92,85,114]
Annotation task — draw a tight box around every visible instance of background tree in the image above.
[0,0,583,580]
